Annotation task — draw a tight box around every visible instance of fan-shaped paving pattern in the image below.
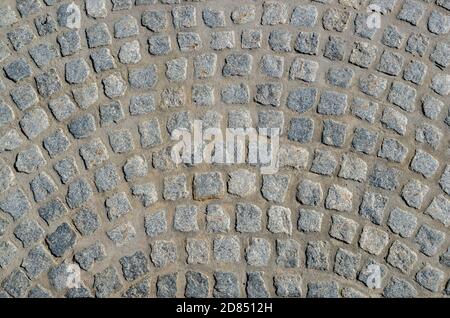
[0,0,449,298]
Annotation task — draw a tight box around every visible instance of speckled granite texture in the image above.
[0,0,449,298]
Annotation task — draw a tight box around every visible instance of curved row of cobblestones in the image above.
[0,0,449,298]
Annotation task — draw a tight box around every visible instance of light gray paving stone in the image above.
[359,225,389,255]
[288,117,314,143]
[246,238,271,267]
[307,281,339,298]
[86,0,107,18]
[236,203,262,233]
[15,145,46,174]
[431,193,450,227]
[306,241,330,270]
[186,238,209,264]
[387,240,417,273]
[202,8,225,28]
[310,149,337,176]
[286,88,317,113]
[277,144,309,170]
[241,29,262,49]
[119,251,149,281]
[37,199,66,225]
[369,163,400,190]
[14,219,44,247]
[177,32,202,52]
[193,171,224,200]
[329,215,359,244]
[35,68,62,98]
[28,285,52,298]
[57,30,81,57]
[53,157,78,185]
[231,5,255,24]
[261,174,289,203]
[291,5,317,27]
[7,26,34,51]
[338,154,367,182]
[378,137,408,163]
[415,124,441,149]
[86,23,112,48]
[43,129,70,158]
[48,95,77,122]
[79,138,109,170]
[359,192,388,225]
[261,1,288,25]
[383,276,417,298]
[259,54,283,78]
[268,30,291,52]
[0,240,17,269]
[267,205,292,235]
[322,8,350,32]
[359,73,388,97]
[213,272,240,298]
[382,25,404,48]
[397,0,425,25]
[0,6,18,28]
[106,222,136,246]
[0,187,31,220]
[430,42,450,69]
[93,266,122,298]
[246,272,269,298]
[298,209,322,233]
[174,205,199,232]
[211,31,234,50]
[66,178,93,209]
[0,159,13,194]
[185,271,209,298]
[2,269,30,298]
[106,192,131,220]
[0,0,449,299]
[415,264,444,292]
[73,207,99,236]
[0,100,14,127]
[65,58,90,84]
[294,32,319,55]
[19,108,49,140]
[410,149,439,178]
[28,44,59,68]
[151,240,177,267]
[333,248,360,279]
[46,222,77,257]
[213,236,239,263]
[351,98,378,123]
[430,75,449,98]
[388,208,417,238]
[144,209,167,237]
[349,42,377,68]
[325,185,352,212]
[156,273,177,298]
[0,129,24,152]
[21,245,53,279]
[324,35,345,61]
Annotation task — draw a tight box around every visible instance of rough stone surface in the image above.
[0,0,447,299]
[359,192,388,225]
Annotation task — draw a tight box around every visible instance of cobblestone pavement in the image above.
[0,0,449,298]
